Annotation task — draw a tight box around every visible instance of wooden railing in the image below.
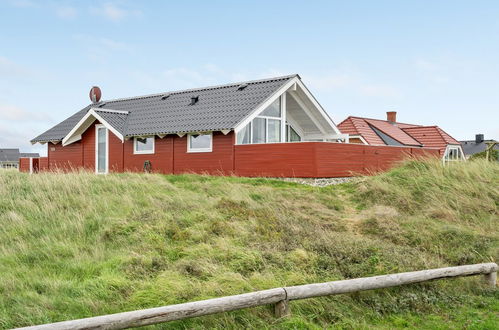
[18,263,497,330]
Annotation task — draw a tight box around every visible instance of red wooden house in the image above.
[27,75,439,177]
[338,112,464,162]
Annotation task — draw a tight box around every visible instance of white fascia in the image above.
[233,76,341,137]
[234,77,299,134]
[294,79,341,135]
[62,108,125,146]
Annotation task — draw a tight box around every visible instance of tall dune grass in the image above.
[0,160,497,329]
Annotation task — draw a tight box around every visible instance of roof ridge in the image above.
[365,120,422,146]
[99,74,299,104]
[349,115,422,127]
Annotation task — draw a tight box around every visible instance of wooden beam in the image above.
[17,263,497,330]
[18,289,286,330]
[285,263,498,300]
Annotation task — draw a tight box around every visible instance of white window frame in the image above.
[237,95,286,145]
[443,145,464,164]
[95,124,109,174]
[286,123,302,142]
[133,136,155,155]
[187,133,213,153]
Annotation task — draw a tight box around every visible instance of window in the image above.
[444,146,463,163]
[0,163,18,169]
[237,122,251,144]
[267,119,281,143]
[188,133,212,152]
[286,124,301,142]
[252,118,266,143]
[237,96,286,145]
[134,136,155,154]
[260,98,281,117]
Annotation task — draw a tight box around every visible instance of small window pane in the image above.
[289,125,301,142]
[260,98,281,117]
[190,134,212,149]
[268,119,281,143]
[97,127,107,172]
[135,137,154,152]
[237,122,251,144]
[252,118,266,143]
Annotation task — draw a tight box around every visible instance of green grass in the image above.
[0,159,498,329]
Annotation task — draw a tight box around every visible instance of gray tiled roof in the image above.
[31,75,297,142]
[0,149,20,162]
[460,140,498,155]
[0,149,39,162]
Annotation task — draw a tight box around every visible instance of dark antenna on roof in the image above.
[237,83,248,90]
[190,96,199,105]
[161,93,171,100]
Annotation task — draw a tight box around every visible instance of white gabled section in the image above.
[61,108,125,146]
[233,76,342,140]
[234,77,299,134]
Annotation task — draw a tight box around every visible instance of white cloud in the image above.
[72,34,131,63]
[55,6,77,19]
[305,72,402,99]
[90,3,142,22]
[0,103,51,122]
[0,56,30,77]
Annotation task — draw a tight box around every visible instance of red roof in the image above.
[364,118,421,146]
[402,126,460,154]
[337,116,459,153]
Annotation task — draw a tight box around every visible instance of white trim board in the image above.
[95,124,109,174]
[62,108,125,146]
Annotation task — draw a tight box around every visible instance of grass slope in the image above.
[0,159,498,329]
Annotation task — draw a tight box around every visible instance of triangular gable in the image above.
[62,108,128,146]
[234,76,343,139]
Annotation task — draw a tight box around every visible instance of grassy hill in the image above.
[0,159,498,329]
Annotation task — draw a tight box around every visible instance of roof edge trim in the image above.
[62,109,125,146]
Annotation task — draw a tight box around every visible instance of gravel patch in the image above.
[281,177,357,187]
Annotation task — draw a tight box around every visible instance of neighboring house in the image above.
[29,75,440,177]
[0,149,39,169]
[460,134,498,159]
[338,112,465,162]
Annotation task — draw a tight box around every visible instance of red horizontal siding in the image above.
[39,157,48,171]
[38,125,439,178]
[49,141,83,171]
[19,158,30,172]
[123,136,173,174]
[235,142,439,178]
[173,132,235,175]
[235,142,317,177]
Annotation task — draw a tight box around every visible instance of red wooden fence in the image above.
[19,142,439,178]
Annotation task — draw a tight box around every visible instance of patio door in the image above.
[95,124,108,174]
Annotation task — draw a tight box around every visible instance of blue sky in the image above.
[1,0,498,155]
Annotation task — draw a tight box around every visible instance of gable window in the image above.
[134,136,155,154]
[238,97,284,145]
[286,124,301,142]
[188,133,212,152]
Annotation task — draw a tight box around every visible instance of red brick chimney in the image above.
[386,111,397,122]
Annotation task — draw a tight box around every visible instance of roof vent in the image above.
[161,93,171,100]
[190,96,199,105]
[237,83,248,90]
[475,134,484,143]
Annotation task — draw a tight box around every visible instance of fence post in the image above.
[484,271,497,287]
[274,299,290,318]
